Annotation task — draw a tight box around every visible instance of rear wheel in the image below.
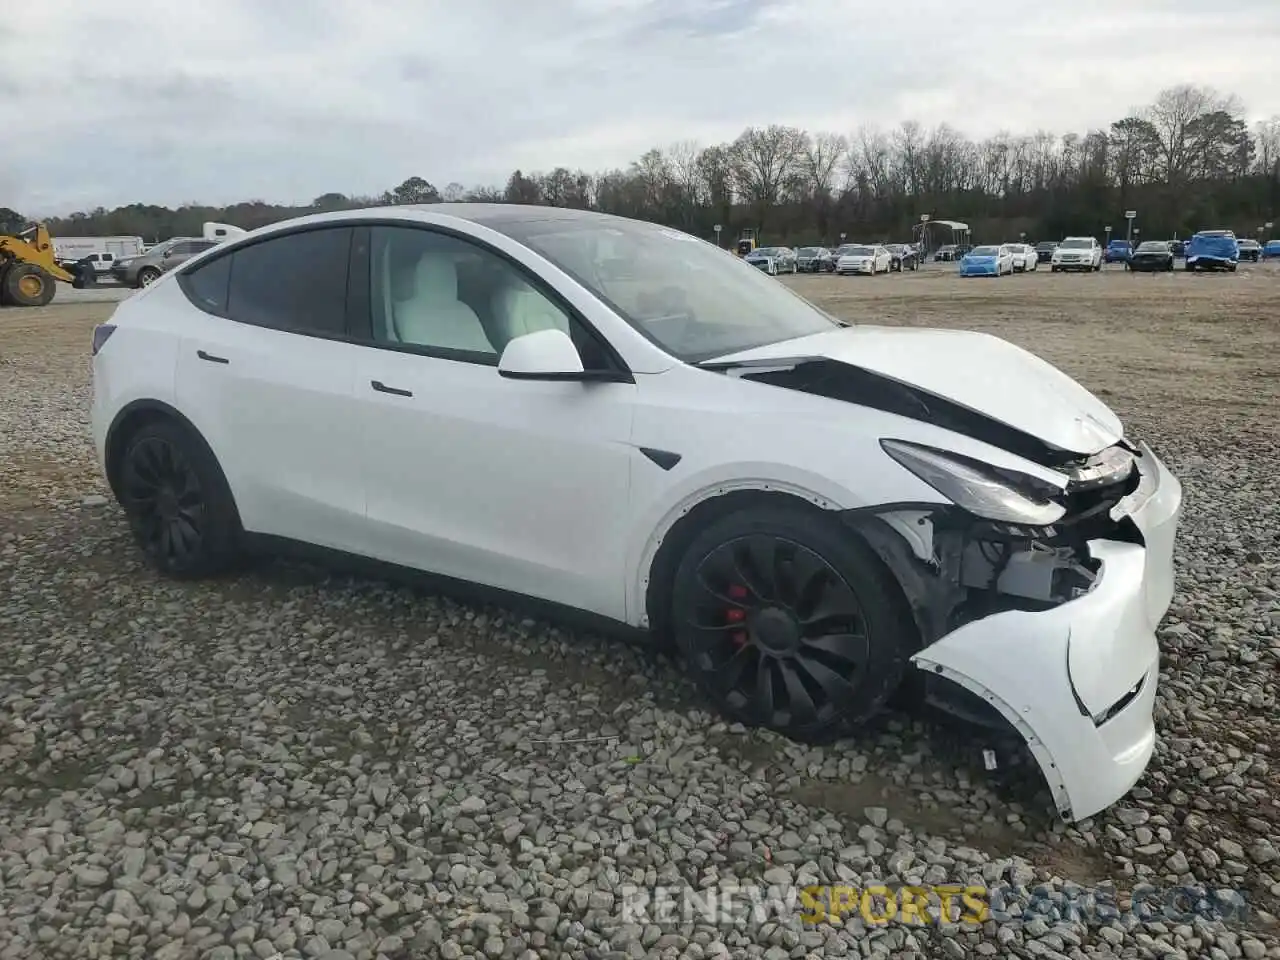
[1,263,56,307]
[136,266,161,288]
[670,506,913,742]
[115,420,242,579]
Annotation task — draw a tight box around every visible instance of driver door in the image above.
[350,224,638,621]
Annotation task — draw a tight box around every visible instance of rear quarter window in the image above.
[178,255,232,315]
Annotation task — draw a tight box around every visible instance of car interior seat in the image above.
[490,277,570,352]
[392,253,494,354]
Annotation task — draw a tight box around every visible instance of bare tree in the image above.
[729,125,807,229]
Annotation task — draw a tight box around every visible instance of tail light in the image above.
[92,324,116,356]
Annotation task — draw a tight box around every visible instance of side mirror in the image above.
[498,329,586,381]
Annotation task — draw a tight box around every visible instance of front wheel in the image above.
[136,267,161,288]
[115,420,242,579]
[670,506,913,742]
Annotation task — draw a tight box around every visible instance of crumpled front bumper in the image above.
[911,442,1182,821]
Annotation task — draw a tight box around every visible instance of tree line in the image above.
[5,84,1278,248]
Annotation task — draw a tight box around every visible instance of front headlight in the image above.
[880,439,1066,525]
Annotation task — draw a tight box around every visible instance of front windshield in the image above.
[798,247,820,256]
[970,246,999,256]
[1136,242,1165,252]
[753,247,778,256]
[1060,239,1091,249]
[1036,242,1056,249]
[498,217,841,362]
[843,246,874,256]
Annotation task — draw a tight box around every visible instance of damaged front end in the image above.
[845,440,1180,822]
[716,354,1182,821]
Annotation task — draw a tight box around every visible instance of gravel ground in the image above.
[2,267,1280,959]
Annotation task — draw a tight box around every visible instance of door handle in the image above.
[197,350,229,364]
[371,380,412,397]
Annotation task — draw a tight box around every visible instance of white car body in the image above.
[91,205,1182,822]
[1008,243,1038,272]
[1052,237,1103,271]
[836,245,891,275]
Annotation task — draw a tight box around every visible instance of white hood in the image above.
[709,325,1124,455]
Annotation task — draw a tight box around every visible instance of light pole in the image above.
[1133,227,1141,247]
[713,224,722,248]
[1105,225,1112,247]
[1125,210,1136,245]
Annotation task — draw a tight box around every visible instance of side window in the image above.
[192,241,216,253]
[169,242,192,256]
[369,226,582,362]
[179,254,233,315]
[226,228,352,335]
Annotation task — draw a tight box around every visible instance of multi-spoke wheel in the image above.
[115,421,241,578]
[671,506,913,742]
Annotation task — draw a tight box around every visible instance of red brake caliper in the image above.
[727,585,749,647]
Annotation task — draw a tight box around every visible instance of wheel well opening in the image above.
[645,489,900,639]
[104,407,176,497]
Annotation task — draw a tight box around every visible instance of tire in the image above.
[136,266,161,288]
[1051,266,1059,273]
[1185,262,1195,272]
[670,504,914,742]
[1,262,56,307]
[114,419,242,579]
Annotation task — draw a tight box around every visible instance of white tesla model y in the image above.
[91,204,1182,822]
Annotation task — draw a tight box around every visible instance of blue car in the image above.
[1185,230,1239,272]
[1263,240,1280,260]
[959,244,1012,277]
[1103,240,1132,263]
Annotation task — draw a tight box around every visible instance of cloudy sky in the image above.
[4,0,1279,215]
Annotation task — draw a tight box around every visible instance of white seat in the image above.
[491,279,569,349]
[393,255,494,354]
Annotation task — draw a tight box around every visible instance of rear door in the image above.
[174,226,368,550]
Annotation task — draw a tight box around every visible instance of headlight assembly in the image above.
[880,439,1066,526]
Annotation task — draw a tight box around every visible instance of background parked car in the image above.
[1262,239,1280,260]
[1170,239,1186,258]
[1104,239,1133,264]
[1126,240,1175,272]
[1051,237,1103,272]
[836,244,892,275]
[959,244,1014,277]
[1034,241,1059,263]
[794,246,834,272]
[934,244,958,262]
[744,246,798,275]
[1007,243,1039,272]
[1237,238,1261,262]
[885,243,919,271]
[111,238,217,288]
[1185,230,1239,272]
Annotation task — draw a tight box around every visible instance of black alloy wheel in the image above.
[671,508,912,742]
[116,421,240,578]
[120,433,207,571]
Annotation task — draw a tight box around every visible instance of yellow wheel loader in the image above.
[0,224,74,308]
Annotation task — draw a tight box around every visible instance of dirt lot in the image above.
[2,264,1280,957]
